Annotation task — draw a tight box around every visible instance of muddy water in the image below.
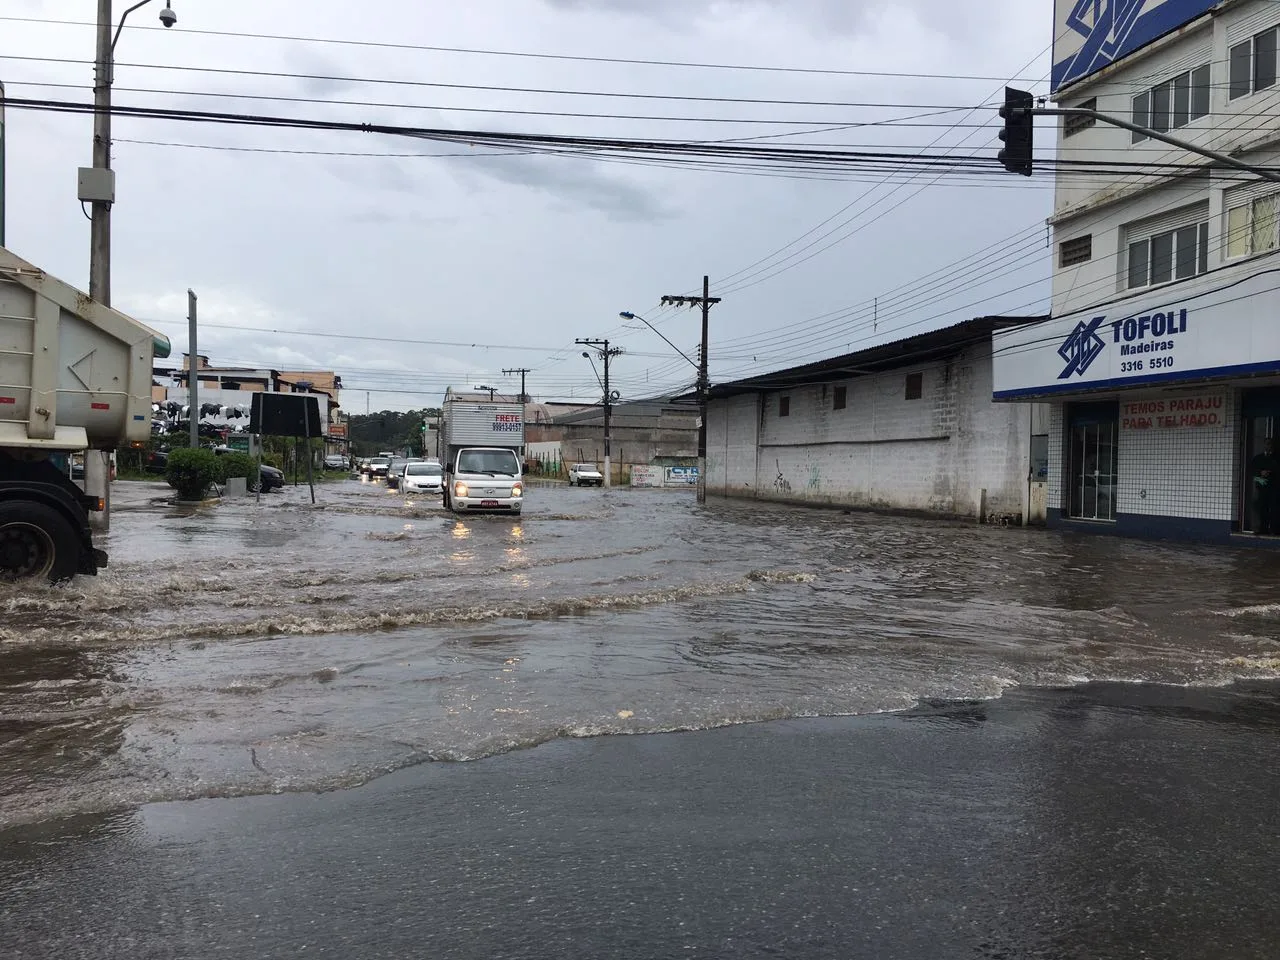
[3,478,1280,827]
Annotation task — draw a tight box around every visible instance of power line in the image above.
[0,15,1062,85]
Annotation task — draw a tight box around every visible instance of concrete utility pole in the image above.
[0,80,6,246]
[187,289,198,449]
[661,276,721,504]
[577,339,623,487]
[84,1,177,530]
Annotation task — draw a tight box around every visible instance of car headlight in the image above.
[454,481,469,497]
[511,482,523,497]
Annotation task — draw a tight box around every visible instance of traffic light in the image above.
[998,87,1034,177]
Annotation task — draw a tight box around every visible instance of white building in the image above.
[993,0,1280,542]
[706,317,1049,524]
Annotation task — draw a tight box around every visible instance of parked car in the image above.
[400,460,444,495]
[323,454,348,471]
[145,449,169,474]
[256,463,286,492]
[569,463,604,486]
[211,446,285,493]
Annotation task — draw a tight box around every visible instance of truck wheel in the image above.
[0,502,80,582]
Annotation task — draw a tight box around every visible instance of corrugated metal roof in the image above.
[703,316,1047,400]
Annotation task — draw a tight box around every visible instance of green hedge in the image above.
[217,452,256,484]
[165,448,221,500]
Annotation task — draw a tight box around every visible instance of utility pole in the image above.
[661,275,721,504]
[187,289,198,449]
[577,339,623,487]
[89,0,114,306]
[0,80,6,247]
[502,367,531,403]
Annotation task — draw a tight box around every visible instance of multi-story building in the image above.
[994,0,1280,542]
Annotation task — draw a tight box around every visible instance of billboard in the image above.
[991,271,1280,399]
[1052,0,1216,93]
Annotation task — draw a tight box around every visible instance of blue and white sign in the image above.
[1052,0,1216,92]
[992,270,1280,399]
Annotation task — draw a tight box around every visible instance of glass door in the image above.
[1241,415,1275,534]
[1068,420,1119,521]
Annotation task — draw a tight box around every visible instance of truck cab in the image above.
[444,447,524,514]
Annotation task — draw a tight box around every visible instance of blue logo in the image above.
[1057,316,1107,379]
[1054,0,1217,91]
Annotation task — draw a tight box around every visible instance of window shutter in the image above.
[1228,8,1280,45]
[1123,200,1210,244]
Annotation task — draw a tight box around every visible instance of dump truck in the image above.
[439,388,524,515]
[0,245,170,581]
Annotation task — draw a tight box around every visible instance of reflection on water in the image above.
[3,479,1280,826]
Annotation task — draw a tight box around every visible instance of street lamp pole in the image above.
[89,0,177,305]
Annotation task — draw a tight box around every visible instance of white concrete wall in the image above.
[706,392,758,496]
[708,342,1032,520]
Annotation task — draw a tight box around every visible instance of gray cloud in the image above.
[464,154,673,222]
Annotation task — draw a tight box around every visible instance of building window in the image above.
[833,385,847,410]
[1225,193,1280,260]
[779,396,790,417]
[904,372,923,401]
[1126,220,1209,289]
[1059,234,1092,267]
[1231,28,1279,100]
[1063,98,1096,137]
[1132,63,1210,142]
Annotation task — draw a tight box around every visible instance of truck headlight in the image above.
[511,482,523,497]
[454,481,469,497]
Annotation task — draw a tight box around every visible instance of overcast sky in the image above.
[2,0,1052,412]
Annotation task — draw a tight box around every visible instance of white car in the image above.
[400,460,445,495]
[569,463,604,486]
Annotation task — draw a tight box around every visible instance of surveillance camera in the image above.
[158,5,177,27]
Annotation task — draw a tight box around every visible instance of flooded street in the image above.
[3,478,1280,828]
[6,479,1280,956]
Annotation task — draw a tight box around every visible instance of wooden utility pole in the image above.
[502,367,531,403]
[661,276,720,503]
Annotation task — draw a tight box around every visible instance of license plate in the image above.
[481,499,499,507]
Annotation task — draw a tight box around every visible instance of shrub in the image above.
[218,452,256,484]
[165,447,221,500]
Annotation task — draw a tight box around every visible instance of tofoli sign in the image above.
[1052,0,1216,92]
[992,271,1280,400]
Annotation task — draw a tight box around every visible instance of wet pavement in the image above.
[4,477,1280,955]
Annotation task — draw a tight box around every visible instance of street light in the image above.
[618,311,699,371]
[84,0,180,308]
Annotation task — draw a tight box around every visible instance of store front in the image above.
[990,271,1280,544]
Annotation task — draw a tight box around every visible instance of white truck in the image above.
[0,246,170,581]
[438,388,524,515]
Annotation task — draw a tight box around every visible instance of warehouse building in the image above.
[705,317,1048,524]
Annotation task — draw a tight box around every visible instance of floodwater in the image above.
[2,477,1280,829]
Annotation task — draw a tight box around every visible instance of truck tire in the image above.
[0,501,80,582]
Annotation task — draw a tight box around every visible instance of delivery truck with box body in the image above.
[439,388,524,515]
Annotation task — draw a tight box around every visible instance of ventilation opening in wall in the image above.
[905,373,923,401]
[1059,234,1093,267]
[779,396,791,417]
[833,385,847,410]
